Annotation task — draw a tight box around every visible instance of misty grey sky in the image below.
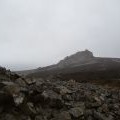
[0,0,120,70]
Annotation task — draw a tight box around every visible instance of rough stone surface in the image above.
[0,67,120,120]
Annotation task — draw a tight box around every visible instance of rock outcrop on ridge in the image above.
[57,50,94,68]
[16,50,95,76]
[21,50,120,87]
[0,66,120,120]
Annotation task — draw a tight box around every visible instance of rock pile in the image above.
[0,68,120,120]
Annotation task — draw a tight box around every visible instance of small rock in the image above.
[35,115,44,120]
[39,90,63,108]
[0,114,16,120]
[25,78,36,85]
[67,79,76,87]
[13,93,25,106]
[101,104,109,113]
[93,111,109,120]
[15,78,26,87]
[20,102,36,117]
[54,86,72,95]
[69,107,84,118]
[52,111,71,120]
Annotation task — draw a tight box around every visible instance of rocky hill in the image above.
[22,50,120,86]
[16,50,96,76]
[57,50,94,68]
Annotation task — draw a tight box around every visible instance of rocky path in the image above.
[0,77,120,120]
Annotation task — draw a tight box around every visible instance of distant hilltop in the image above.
[16,49,120,82]
[58,49,94,67]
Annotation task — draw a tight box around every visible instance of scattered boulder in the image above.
[25,78,36,85]
[40,90,63,108]
[54,86,72,95]
[69,107,84,118]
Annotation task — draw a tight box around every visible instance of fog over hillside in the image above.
[0,0,120,70]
